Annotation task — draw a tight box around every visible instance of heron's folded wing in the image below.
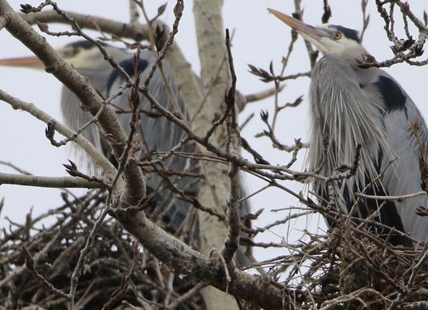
[380,74,428,242]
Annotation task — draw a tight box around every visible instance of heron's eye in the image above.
[73,48,81,56]
[334,32,342,40]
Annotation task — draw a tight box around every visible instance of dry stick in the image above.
[376,0,397,43]
[175,151,314,222]
[20,242,70,300]
[353,237,404,292]
[249,211,315,236]
[221,28,241,265]
[320,288,389,310]
[18,9,153,45]
[138,137,190,167]
[201,31,238,146]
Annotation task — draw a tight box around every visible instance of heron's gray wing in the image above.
[106,50,200,234]
[378,73,428,242]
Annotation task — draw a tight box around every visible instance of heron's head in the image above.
[0,40,126,72]
[54,41,110,71]
[268,8,371,65]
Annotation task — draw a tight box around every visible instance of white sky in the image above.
[0,0,427,262]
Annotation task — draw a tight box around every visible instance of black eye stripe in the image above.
[329,25,360,43]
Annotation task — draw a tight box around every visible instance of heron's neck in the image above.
[352,66,380,87]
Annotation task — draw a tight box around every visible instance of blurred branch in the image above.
[19,9,150,42]
[360,0,370,43]
[244,85,285,103]
[321,0,332,23]
[0,160,32,175]
[293,0,318,68]
[0,172,100,188]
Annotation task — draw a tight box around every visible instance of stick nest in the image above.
[0,191,203,309]
[1,191,428,309]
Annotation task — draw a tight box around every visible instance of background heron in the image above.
[269,9,428,245]
[0,40,252,265]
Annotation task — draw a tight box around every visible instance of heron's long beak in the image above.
[268,8,322,43]
[0,56,43,69]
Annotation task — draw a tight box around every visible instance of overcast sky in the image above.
[1,0,427,261]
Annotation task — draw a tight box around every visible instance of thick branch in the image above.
[19,9,150,42]
[114,205,284,309]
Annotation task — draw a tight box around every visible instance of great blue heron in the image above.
[269,9,428,246]
[0,40,251,265]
